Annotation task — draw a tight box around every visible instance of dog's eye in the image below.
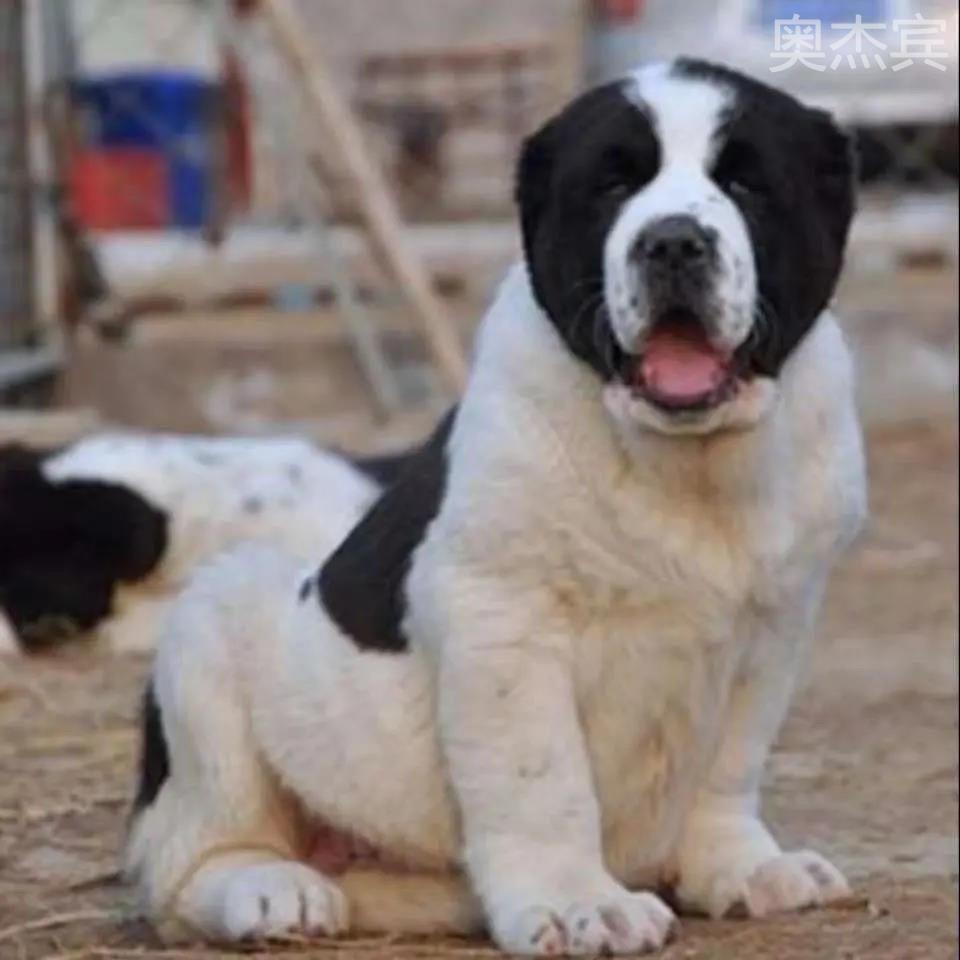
[712,141,767,200]
[727,178,759,198]
[600,178,633,202]
[597,147,656,203]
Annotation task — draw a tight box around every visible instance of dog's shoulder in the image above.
[315,411,457,653]
[782,311,868,554]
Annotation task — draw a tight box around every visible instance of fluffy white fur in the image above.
[126,64,866,956]
[126,266,865,953]
[43,434,379,581]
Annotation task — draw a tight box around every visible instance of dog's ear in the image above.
[1,448,167,590]
[0,447,167,650]
[0,443,56,551]
[515,118,559,267]
[60,479,169,582]
[806,107,858,250]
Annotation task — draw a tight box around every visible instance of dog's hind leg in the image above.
[124,545,348,943]
[339,868,483,936]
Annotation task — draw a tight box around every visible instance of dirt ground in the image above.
[0,410,956,959]
[2,252,959,958]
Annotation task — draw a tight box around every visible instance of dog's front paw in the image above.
[734,850,850,918]
[214,861,349,942]
[700,849,850,920]
[492,889,676,956]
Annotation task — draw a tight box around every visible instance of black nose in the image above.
[633,216,716,269]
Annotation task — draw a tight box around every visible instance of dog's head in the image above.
[517,59,856,435]
[0,444,168,650]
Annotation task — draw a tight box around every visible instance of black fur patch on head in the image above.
[675,58,857,376]
[515,59,856,382]
[132,678,170,813]
[0,444,169,649]
[1,561,115,648]
[516,81,659,379]
[318,411,455,653]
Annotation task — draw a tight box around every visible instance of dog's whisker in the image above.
[568,291,606,345]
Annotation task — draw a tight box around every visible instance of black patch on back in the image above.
[350,448,416,488]
[0,444,169,650]
[318,411,455,653]
[132,678,170,813]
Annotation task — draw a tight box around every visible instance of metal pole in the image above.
[0,0,35,351]
[26,0,62,347]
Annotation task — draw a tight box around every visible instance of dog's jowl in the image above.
[126,60,866,956]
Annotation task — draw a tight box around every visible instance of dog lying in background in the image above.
[0,434,405,654]
[127,59,866,956]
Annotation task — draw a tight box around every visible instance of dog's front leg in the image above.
[437,598,675,956]
[673,577,850,919]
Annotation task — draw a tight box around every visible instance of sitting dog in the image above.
[0,435,403,654]
[126,60,866,955]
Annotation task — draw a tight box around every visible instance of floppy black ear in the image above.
[0,448,168,617]
[514,120,558,268]
[0,448,169,650]
[0,558,115,650]
[61,479,169,582]
[807,107,858,250]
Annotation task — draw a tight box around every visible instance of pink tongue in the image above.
[640,328,728,401]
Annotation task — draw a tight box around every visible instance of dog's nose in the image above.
[633,216,716,269]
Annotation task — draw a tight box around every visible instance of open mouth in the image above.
[621,310,746,413]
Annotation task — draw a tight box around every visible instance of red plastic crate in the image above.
[69,149,168,230]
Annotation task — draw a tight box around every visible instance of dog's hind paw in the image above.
[211,861,348,942]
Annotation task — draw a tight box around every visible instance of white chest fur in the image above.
[407,268,866,882]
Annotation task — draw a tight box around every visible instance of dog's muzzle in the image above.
[631,215,719,314]
[620,216,747,414]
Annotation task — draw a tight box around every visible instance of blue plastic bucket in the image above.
[71,71,217,228]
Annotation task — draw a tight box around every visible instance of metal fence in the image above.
[0,0,580,406]
[0,0,583,417]
[1,0,956,408]
[0,1,34,350]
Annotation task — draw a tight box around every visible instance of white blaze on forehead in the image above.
[603,61,756,355]
[624,62,733,170]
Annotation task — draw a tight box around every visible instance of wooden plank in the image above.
[259,0,468,394]
[86,221,519,315]
[0,406,101,447]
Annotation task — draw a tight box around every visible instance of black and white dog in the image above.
[126,60,866,955]
[0,435,403,654]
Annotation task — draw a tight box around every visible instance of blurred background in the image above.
[0,7,957,958]
[0,0,956,452]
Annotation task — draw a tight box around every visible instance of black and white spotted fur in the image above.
[0,435,405,654]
